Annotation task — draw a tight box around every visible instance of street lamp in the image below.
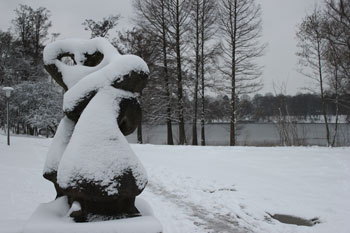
[2,87,14,146]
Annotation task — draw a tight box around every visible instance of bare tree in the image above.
[190,0,201,145]
[167,0,192,145]
[323,0,350,146]
[296,7,331,146]
[133,0,175,145]
[189,0,218,145]
[218,0,265,146]
[324,0,350,91]
[323,0,350,122]
[82,15,120,38]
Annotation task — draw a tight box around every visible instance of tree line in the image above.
[1,0,349,146]
[140,92,350,125]
[223,93,349,123]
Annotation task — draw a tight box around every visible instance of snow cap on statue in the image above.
[43,37,149,92]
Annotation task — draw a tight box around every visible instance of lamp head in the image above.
[2,87,14,98]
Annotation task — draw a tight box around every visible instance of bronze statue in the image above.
[42,38,149,222]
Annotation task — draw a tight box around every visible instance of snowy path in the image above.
[1,135,350,233]
[146,182,246,233]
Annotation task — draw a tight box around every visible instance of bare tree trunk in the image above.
[317,40,330,146]
[200,0,206,146]
[230,84,236,146]
[175,0,186,145]
[161,0,174,145]
[229,0,238,146]
[166,115,174,145]
[332,65,339,147]
[192,80,199,145]
[200,80,206,145]
[192,0,200,146]
[23,122,26,134]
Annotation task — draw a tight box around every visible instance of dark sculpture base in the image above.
[44,170,145,222]
[68,196,140,222]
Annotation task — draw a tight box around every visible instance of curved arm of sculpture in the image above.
[64,71,148,124]
[44,63,68,91]
[44,51,105,92]
[112,71,148,93]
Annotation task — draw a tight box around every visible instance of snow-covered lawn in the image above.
[0,135,349,233]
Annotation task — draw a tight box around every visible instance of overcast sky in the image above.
[0,0,320,95]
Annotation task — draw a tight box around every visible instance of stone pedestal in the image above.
[23,197,162,233]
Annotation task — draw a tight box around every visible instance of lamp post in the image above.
[2,87,14,146]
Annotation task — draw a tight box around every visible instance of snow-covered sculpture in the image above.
[42,38,149,222]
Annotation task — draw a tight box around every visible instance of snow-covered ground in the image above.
[0,134,349,233]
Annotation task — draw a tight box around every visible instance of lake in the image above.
[126,123,350,146]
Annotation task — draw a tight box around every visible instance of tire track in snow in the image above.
[147,182,251,233]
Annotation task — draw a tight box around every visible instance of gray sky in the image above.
[0,0,319,95]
